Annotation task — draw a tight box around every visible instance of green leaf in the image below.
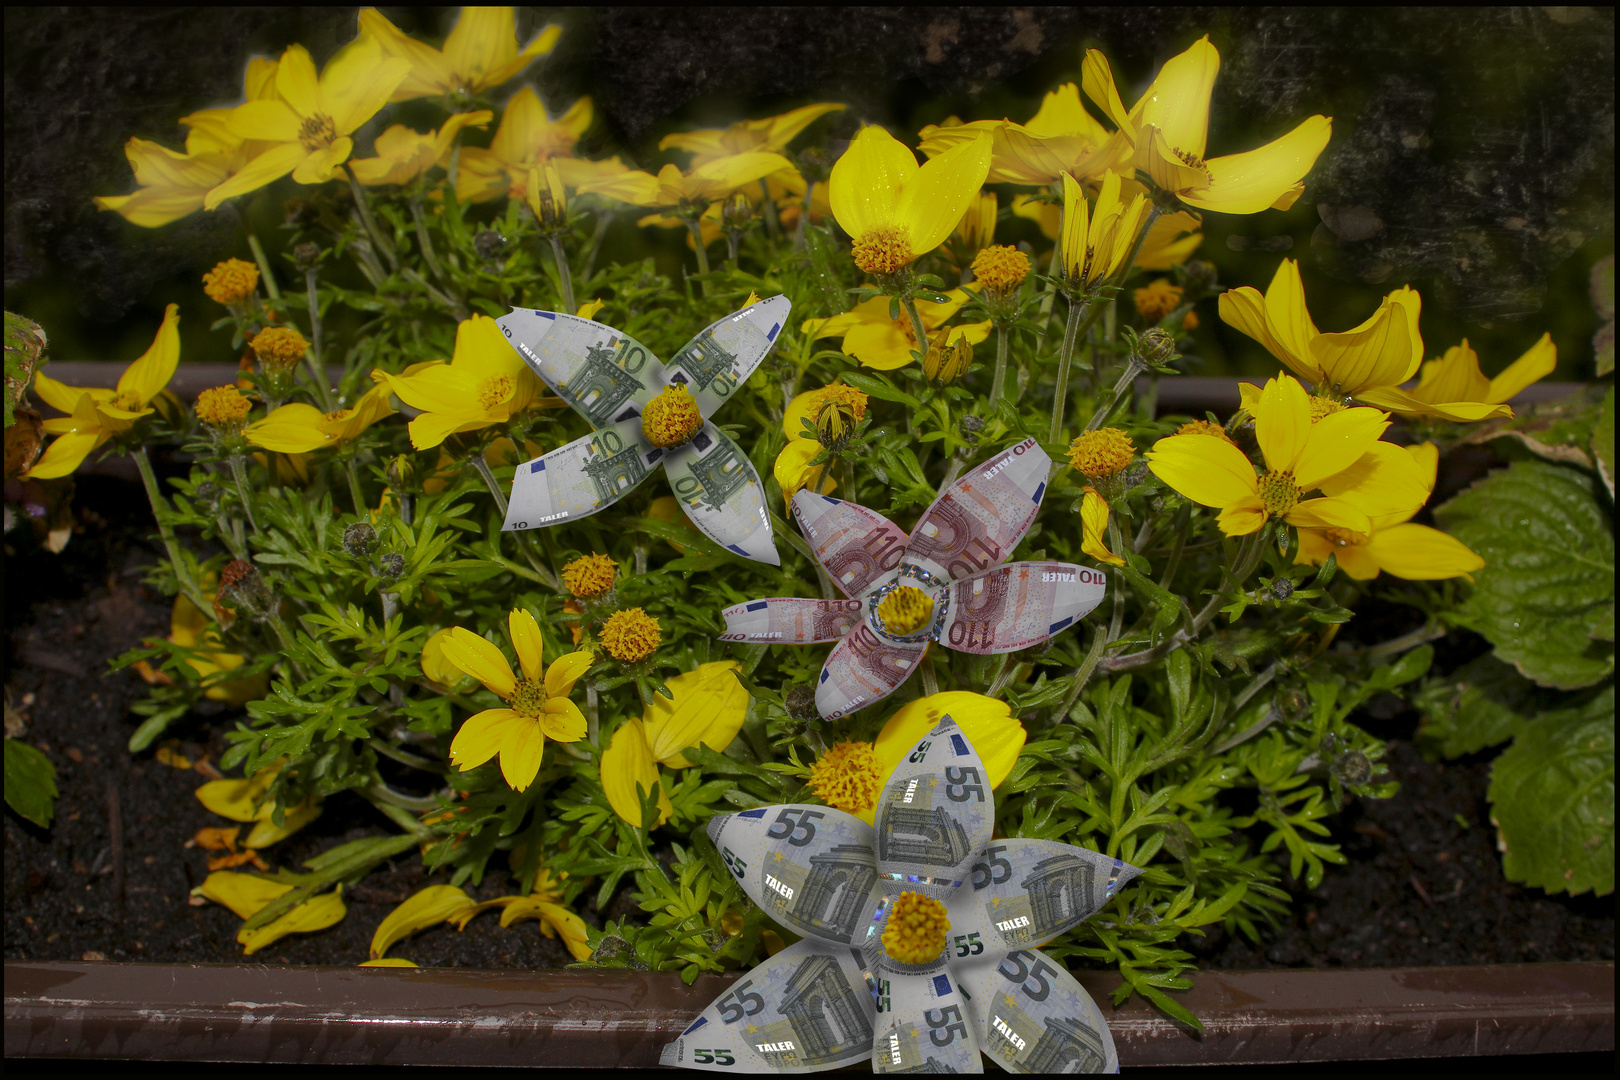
[838,370,920,409]
[1414,655,1537,758]
[1487,685,1614,896]
[4,739,58,828]
[1434,460,1614,689]
[1593,386,1614,498]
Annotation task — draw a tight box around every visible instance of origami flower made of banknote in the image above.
[721,437,1106,719]
[494,297,789,564]
[663,716,1140,1073]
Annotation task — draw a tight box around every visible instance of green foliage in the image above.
[3,310,47,428]
[4,739,58,828]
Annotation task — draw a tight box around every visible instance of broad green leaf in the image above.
[1488,685,1614,897]
[4,739,57,828]
[1593,385,1614,498]
[1434,460,1614,689]
[1413,655,1536,758]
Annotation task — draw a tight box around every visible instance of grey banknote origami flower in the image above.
[721,437,1106,719]
[662,717,1140,1073]
[494,296,790,564]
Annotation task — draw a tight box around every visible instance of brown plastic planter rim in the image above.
[4,959,1613,1067]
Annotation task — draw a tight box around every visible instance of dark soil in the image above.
[5,474,1614,971]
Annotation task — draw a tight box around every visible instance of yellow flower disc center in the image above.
[1309,395,1347,422]
[562,553,617,598]
[600,607,662,662]
[971,245,1031,297]
[480,373,516,410]
[1175,419,1235,444]
[324,407,353,423]
[509,677,548,719]
[1068,427,1135,478]
[882,890,950,965]
[251,327,310,371]
[876,586,935,636]
[299,113,338,151]
[808,741,884,815]
[196,385,251,429]
[111,390,143,412]
[852,226,913,277]
[1258,470,1302,517]
[202,258,259,306]
[640,384,704,448]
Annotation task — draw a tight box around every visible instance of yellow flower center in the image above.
[480,373,516,411]
[111,390,143,412]
[640,384,704,448]
[195,385,252,430]
[600,608,662,662]
[1068,427,1135,478]
[299,113,338,152]
[807,741,884,815]
[323,407,353,423]
[202,258,260,306]
[1258,470,1302,517]
[1309,395,1347,422]
[251,327,310,371]
[1321,527,1363,547]
[852,226,913,277]
[971,245,1031,297]
[1134,279,1184,322]
[562,553,617,598]
[882,891,950,965]
[876,586,935,636]
[1176,419,1235,444]
[508,677,548,719]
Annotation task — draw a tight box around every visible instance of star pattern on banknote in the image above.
[720,437,1107,719]
[494,296,791,564]
[661,717,1141,1073]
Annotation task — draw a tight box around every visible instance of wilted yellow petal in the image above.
[499,897,593,961]
[642,661,747,769]
[369,885,480,959]
[242,800,322,848]
[360,958,419,968]
[194,761,283,822]
[191,871,292,919]
[872,692,1025,793]
[1080,489,1125,567]
[239,888,347,955]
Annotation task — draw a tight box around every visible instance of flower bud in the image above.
[1331,749,1373,786]
[785,686,819,722]
[216,559,271,622]
[202,259,259,307]
[960,413,984,445]
[922,331,972,385]
[1137,327,1177,367]
[379,552,405,578]
[474,231,506,262]
[385,455,415,492]
[292,242,322,272]
[251,327,310,373]
[1271,578,1295,601]
[342,522,378,558]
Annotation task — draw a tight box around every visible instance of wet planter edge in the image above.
[4,959,1612,1066]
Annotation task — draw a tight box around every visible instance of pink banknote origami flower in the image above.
[721,438,1106,719]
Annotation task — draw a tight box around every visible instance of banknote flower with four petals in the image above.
[493,297,793,564]
[663,716,1138,1073]
[722,439,1106,720]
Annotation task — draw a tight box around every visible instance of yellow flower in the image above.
[918,83,1128,187]
[203,258,260,305]
[800,290,991,371]
[28,304,180,479]
[1147,374,1428,537]
[359,7,561,103]
[167,583,267,705]
[1381,334,1558,422]
[971,244,1031,297]
[349,111,493,186]
[575,298,605,320]
[525,161,567,227]
[808,741,885,815]
[1068,427,1134,478]
[251,327,310,371]
[601,662,748,827]
[1135,279,1184,322]
[1176,418,1234,443]
[599,608,662,663]
[660,103,846,164]
[420,627,472,689]
[1060,170,1147,292]
[580,154,795,211]
[829,125,990,277]
[1012,191,1202,270]
[1082,37,1332,214]
[783,383,870,447]
[882,890,951,965]
[245,384,396,454]
[1220,260,1434,414]
[442,611,591,793]
[196,385,252,434]
[1080,487,1125,567]
[1296,443,1484,582]
[455,88,600,202]
[773,439,836,510]
[376,314,541,449]
[562,553,617,599]
[204,38,411,209]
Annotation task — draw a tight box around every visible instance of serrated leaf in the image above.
[1434,460,1614,689]
[1413,654,1536,758]
[4,739,57,828]
[1488,685,1614,897]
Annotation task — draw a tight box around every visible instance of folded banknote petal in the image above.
[503,417,660,531]
[720,597,864,644]
[791,490,910,599]
[814,624,928,722]
[659,937,878,1073]
[495,308,666,427]
[666,295,791,418]
[900,437,1050,587]
[954,947,1120,1073]
[937,561,1108,655]
[663,422,779,564]
[870,955,983,1074]
[951,839,1141,952]
[873,717,994,901]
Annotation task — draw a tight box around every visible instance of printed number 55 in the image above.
[692,1049,735,1065]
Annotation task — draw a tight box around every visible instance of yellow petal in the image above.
[194,761,282,822]
[1413,340,1491,405]
[1310,287,1422,394]
[360,958,419,968]
[1219,286,1320,383]
[1254,375,1313,474]
[1363,523,1484,581]
[1487,333,1557,404]
[243,800,322,848]
[544,650,593,699]
[538,697,587,743]
[191,870,292,919]
[1187,115,1332,216]
[774,438,835,509]
[894,132,991,255]
[1292,406,1389,492]
[642,661,747,769]
[1215,497,1268,536]
[24,428,105,480]
[1355,383,1512,422]
[498,898,593,961]
[31,371,92,414]
[873,693,1025,794]
[1315,441,1432,523]
[117,304,181,406]
[1261,260,1326,380]
[449,708,523,772]
[600,719,666,827]
[442,628,517,697]
[1285,497,1371,534]
[452,312,524,382]
[507,608,545,684]
[291,136,354,184]
[498,718,547,792]
[1080,490,1125,566]
[322,37,411,135]
[576,298,605,320]
[842,319,915,370]
[239,889,346,955]
[1140,37,1219,159]
[204,141,309,209]
[369,884,479,959]
[421,628,471,688]
[246,403,332,453]
[273,43,322,118]
[1080,49,1134,134]
[1147,433,1257,508]
[829,125,918,239]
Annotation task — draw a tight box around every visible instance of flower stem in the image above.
[366,737,446,774]
[581,211,613,280]
[685,218,712,294]
[898,294,931,362]
[548,233,577,313]
[246,233,281,302]
[344,457,367,518]
[1111,204,1165,292]
[364,782,440,818]
[409,199,452,290]
[1053,626,1108,722]
[132,447,208,614]
[1084,354,1147,433]
[302,268,335,411]
[343,164,399,272]
[228,454,260,535]
[1047,297,1088,445]
[989,323,1012,409]
[472,452,561,591]
[758,178,780,240]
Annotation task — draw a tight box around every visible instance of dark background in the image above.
[4,6,1614,378]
